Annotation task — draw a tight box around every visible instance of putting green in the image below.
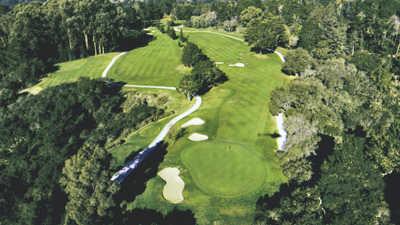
[181,141,267,197]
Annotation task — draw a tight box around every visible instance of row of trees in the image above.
[0,0,145,105]
[254,0,399,224]
[0,78,162,225]
[178,41,227,98]
[257,136,389,225]
[262,57,399,225]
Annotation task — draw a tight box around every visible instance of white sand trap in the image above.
[215,62,224,65]
[276,113,287,151]
[188,133,209,141]
[228,62,245,68]
[158,168,185,204]
[181,118,205,128]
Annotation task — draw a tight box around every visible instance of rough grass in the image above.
[107,29,188,86]
[130,30,290,224]
[110,88,190,165]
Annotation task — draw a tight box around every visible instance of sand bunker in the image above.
[158,168,185,204]
[188,133,209,141]
[228,62,245,68]
[276,113,287,151]
[181,118,205,128]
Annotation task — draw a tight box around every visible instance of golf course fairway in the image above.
[130,29,290,224]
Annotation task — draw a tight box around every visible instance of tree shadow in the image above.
[307,135,335,185]
[121,208,164,225]
[118,31,155,52]
[385,172,400,225]
[254,134,335,222]
[250,47,275,54]
[164,208,196,225]
[114,142,168,203]
[120,208,196,225]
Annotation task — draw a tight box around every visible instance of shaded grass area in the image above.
[108,29,189,87]
[130,30,289,224]
[24,53,118,93]
[110,88,191,165]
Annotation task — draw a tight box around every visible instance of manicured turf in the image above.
[181,141,267,197]
[107,29,188,86]
[25,53,118,93]
[131,29,290,224]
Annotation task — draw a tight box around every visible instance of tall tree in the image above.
[299,4,346,59]
[61,143,118,225]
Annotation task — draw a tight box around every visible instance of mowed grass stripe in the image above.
[27,52,118,92]
[108,29,186,86]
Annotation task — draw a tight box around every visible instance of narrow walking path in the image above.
[101,52,127,78]
[124,84,176,90]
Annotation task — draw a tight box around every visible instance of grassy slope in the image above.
[107,30,191,163]
[110,88,191,164]
[24,53,118,94]
[107,29,189,87]
[132,30,289,224]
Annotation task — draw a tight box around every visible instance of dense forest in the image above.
[1,0,399,224]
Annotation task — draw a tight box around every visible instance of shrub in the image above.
[223,18,238,32]
[190,11,217,28]
[282,48,313,76]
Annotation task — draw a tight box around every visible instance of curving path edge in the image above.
[101,51,202,183]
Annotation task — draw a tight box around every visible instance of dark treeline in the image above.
[179,40,227,98]
[0,0,142,106]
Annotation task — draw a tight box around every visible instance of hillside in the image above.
[1,0,399,225]
[130,30,288,224]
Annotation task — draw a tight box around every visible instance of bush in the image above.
[190,11,217,28]
[282,48,313,75]
[223,18,238,32]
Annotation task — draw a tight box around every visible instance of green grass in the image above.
[108,29,188,86]
[110,88,191,165]
[181,141,267,197]
[24,53,118,93]
[130,30,290,224]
